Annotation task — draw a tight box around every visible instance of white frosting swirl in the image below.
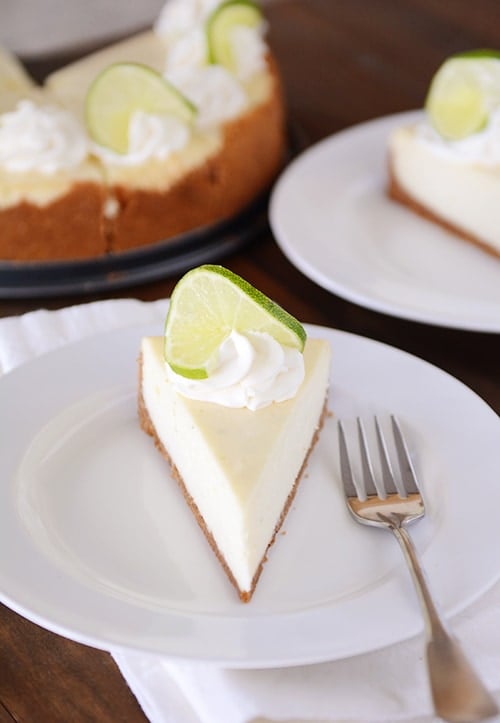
[166,65,247,129]
[418,107,500,165]
[163,18,267,83]
[154,0,220,40]
[92,110,190,165]
[0,100,88,173]
[156,0,268,130]
[164,26,209,73]
[230,23,267,81]
[167,330,305,410]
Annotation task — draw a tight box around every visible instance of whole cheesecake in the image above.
[0,1,286,262]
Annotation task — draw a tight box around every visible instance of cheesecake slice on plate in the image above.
[138,265,331,601]
[388,51,500,258]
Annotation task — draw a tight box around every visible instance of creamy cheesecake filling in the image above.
[0,165,103,209]
[45,31,169,123]
[389,125,500,255]
[140,336,331,596]
[99,127,222,190]
[0,46,35,94]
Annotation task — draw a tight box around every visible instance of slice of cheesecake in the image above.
[388,125,500,258]
[138,335,331,601]
[387,51,500,259]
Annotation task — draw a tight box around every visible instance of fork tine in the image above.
[374,416,398,496]
[357,418,378,498]
[391,415,419,496]
[338,421,358,498]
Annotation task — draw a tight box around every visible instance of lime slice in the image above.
[85,62,196,154]
[164,265,306,379]
[207,0,262,73]
[425,50,500,140]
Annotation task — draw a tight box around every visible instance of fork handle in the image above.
[391,525,498,723]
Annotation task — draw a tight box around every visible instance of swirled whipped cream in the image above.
[92,110,190,165]
[230,24,267,81]
[166,330,305,410]
[0,100,88,173]
[166,65,247,129]
[157,0,267,85]
[155,0,220,40]
[417,108,500,165]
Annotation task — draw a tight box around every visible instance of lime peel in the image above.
[425,50,500,141]
[164,265,306,379]
[85,62,196,154]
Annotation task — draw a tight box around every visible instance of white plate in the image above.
[0,323,499,668]
[270,111,500,332]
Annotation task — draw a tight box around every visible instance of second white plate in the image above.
[270,111,500,332]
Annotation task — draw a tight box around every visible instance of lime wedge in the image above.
[85,62,196,154]
[207,0,262,73]
[425,51,500,140]
[164,265,306,379]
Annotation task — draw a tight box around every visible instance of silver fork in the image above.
[338,415,498,723]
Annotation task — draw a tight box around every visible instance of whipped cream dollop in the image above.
[154,0,220,40]
[417,108,500,165]
[230,24,267,81]
[92,110,190,165]
[167,330,305,410]
[0,100,88,173]
[156,0,267,129]
[166,65,247,129]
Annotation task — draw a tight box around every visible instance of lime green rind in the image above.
[203,265,307,349]
[167,362,209,380]
[85,62,196,154]
[424,51,500,140]
[453,49,500,61]
[164,264,307,378]
[206,0,262,70]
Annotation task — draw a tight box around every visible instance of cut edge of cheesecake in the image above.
[387,125,500,260]
[387,160,500,260]
[137,337,331,603]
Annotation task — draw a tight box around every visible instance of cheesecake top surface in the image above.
[141,334,331,503]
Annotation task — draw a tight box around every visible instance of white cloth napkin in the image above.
[1,298,500,723]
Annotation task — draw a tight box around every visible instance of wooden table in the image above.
[1,2,499,720]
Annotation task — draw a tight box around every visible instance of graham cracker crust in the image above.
[387,162,500,260]
[137,354,329,603]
